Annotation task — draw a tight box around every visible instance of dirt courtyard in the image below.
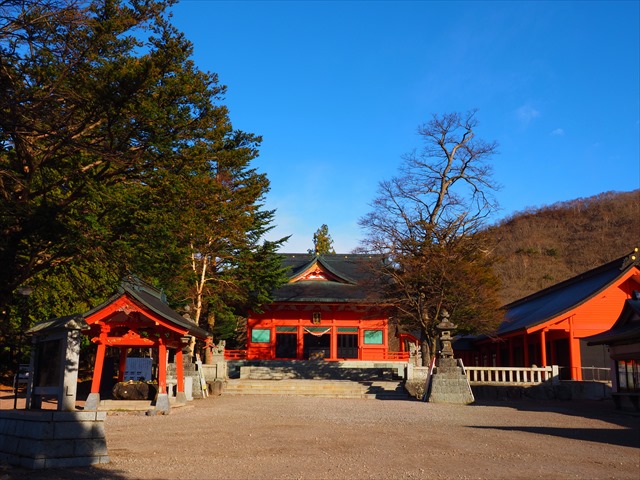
[2,394,639,480]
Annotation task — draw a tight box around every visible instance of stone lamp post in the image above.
[436,310,457,365]
[426,310,475,404]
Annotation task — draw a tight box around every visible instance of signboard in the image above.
[124,357,153,381]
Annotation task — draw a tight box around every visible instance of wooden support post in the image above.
[158,342,167,394]
[523,333,529,367]
[540,330,547,367]
[297,325,304,360]
[91,343,106,394]
[330,326,337,360]
[509,337,514,366]
[176,348,185,394]
[568,317,582,380]
[118,347,127,382]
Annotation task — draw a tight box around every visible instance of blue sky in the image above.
[171,1,640,253]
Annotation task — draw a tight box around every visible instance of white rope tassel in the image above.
[303,327,331,337]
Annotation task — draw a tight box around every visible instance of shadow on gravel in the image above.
[469,398,640,448]
[470,425,640,449]
[473,398,639,428]
[1,465,127,480]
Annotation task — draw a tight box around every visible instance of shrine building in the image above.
[83,276,210,410]
[457,249,640,381]
[246,254,409,362]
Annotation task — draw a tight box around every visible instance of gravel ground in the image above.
[2,394,639,480]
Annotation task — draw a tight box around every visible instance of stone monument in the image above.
[0,314,110,469]
[425,311,475,404]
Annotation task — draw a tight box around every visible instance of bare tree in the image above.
[358,110,503,364]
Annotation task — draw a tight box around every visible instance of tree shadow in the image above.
[473,397,639,429]
[1,465,130,479]
[470,424,640,449]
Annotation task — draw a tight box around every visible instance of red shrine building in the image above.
[246,254,408,362]
[457,249,640,381]
[83,277,210,410]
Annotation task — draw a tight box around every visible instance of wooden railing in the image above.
[224,350,247,360]
[383,351,410,361]
[464,365,559,385]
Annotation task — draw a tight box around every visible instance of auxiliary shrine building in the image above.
[246,254,407,362]
[457,249,640,381]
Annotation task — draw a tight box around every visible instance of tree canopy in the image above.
[358,111,503,362]
[0,0,288,368]
[309,224,335,255]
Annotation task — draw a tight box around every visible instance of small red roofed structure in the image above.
[457,249,640,381]
[83,276,210,412]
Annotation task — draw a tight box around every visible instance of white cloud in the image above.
[551,128,565,136]
[516,104,540,124]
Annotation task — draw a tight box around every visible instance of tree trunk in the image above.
[421,339,430,366]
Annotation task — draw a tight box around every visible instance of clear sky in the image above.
[170,0,640,253]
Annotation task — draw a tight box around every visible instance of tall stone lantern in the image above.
[436,310,457,367]
[426,310,475,404]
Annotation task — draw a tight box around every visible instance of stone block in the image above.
[19,419,54,440]
[52,411,98,422]
[54,421,105,440]
[74,438,109,457]
[45,455,108,468]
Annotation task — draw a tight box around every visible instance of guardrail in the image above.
[224,350,247,360]
[383,351,410,361]
[464,365,559,385]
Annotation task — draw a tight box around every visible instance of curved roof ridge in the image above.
[503,248,638,309]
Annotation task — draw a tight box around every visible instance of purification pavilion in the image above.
[83,276,210,411]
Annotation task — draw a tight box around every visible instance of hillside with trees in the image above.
[488,190,640,305]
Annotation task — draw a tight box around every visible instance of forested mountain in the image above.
[487,190,640,305]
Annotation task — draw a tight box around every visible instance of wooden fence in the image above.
[464,365,559,385]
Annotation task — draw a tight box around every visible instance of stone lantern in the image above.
[436,310,457,367]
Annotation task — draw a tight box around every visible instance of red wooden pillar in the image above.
[158,342,167,394]
[568,317,582,380]
[540,330,547,367]
[329,327,337,360]
[176,348,185,394]
[508,337,514,366]
[297,325,304,360]
[118,347,128,382]
[91,342,106,395]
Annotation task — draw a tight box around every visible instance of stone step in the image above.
[228,360,406,381]
[223,379,412,400]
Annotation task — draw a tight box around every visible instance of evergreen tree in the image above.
[0,0,288,367]
[309,224,336,255]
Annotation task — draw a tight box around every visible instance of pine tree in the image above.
[309,224,336,255]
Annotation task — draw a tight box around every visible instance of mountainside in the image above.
[487,190,639,305]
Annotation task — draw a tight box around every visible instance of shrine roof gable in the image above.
[587,291,640,346]
[497,249,640,336]
[272,253,384,303]
[83,276,210,339]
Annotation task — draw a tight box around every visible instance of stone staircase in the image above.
[220,360,411,400]
[223,378,411,400]
[228,359,406,381]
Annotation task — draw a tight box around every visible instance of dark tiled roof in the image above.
[587,292,640,346]
[27,314,89,335]
[84,276,211,339]
[272,254,384,303]
[497,251,639,335]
